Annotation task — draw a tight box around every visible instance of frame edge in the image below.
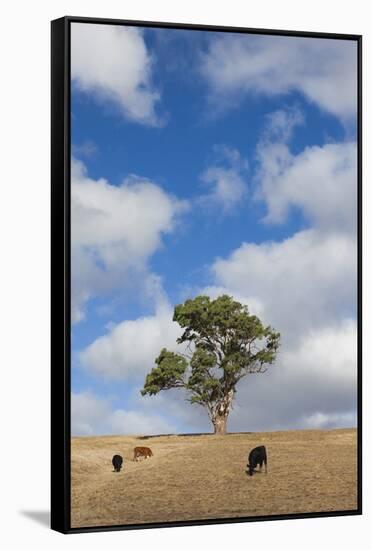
[51,16,71,534]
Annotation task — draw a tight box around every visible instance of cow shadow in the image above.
[245,469,265,476]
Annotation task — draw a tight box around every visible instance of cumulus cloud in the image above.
[228,319,357,432]
[212,229,356,340]
[198,146,248,213]
[201,34,357,120]
[80,299,183,380]
[282,318,357,387]
[71,158,186,255]
[71,157,187,322]
[71,23,161,125]
[256,139,357,233]
[71,391,176,436]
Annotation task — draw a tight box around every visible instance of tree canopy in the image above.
[141,295,280,434]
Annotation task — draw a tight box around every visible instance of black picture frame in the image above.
[51,15,362,534]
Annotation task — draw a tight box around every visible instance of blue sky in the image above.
[70,23,358,436]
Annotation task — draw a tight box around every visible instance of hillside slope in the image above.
[71,428,357,528]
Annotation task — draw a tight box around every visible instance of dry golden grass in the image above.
[71,428,357,528]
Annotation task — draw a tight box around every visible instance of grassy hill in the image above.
[71,428,357,528]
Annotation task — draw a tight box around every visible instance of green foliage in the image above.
[141,349,188,396]
[141,295,281,425]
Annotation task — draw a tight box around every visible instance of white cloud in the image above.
[301,411,356,430]
[71,158,187,323]
[200,167,246,212]
[228,319,357,432]
[201,34,357,120]
[212,229,356,339]
[71,23,161,125]
[71,391,176,436]
[282,318,357,386]
[198,146,248,212]
[71,391,110,436]
[108,409,175,436]
[72,158,185,256]
[80,300,183,380]
[261,107,305,143]
[138,387,210,433]
[256,140,357,233]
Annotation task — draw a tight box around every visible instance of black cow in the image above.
[112,454,123,472]
[246,446,267,476]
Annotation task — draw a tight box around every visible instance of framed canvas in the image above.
[51,16,362,534]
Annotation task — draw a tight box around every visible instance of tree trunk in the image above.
[213,413,228,435]
[212,389,234,435]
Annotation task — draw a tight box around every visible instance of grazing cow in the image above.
[133,446,153,461]
[112,454,123,472]
[246,446,267,476]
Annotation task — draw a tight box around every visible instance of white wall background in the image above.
[0,0,369,547]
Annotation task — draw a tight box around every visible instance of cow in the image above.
[246,445,267,476]
[133,446,153,461]
[112,454,123,472]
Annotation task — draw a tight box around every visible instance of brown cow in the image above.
[133,446,153,461]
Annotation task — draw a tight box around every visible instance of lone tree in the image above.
[141,295,280,435]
